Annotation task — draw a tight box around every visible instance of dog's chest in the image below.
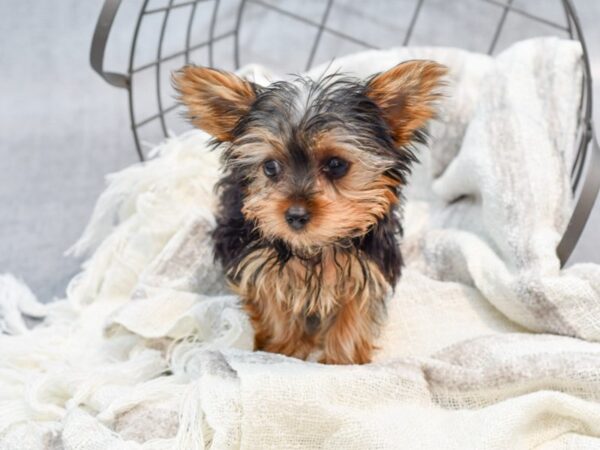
[231,247,388,320]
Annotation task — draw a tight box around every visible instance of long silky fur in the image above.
[177,62,446,364]
[213,72,415,289]
[213,172,404,289]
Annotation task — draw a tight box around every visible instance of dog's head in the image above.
[174,61,446,252]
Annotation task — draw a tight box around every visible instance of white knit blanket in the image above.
[3,37,600,449]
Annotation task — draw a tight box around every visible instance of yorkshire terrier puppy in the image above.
[174,60,446,364]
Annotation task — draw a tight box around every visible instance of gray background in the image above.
[1,0,599,302]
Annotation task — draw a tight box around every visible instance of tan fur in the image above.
[366,60,447,147]
[172,66,256,141]
[174,62,446,365]
[241,129,399,252]
[228,127,288,169]
[231,247,389,364]
[228,127,397,364]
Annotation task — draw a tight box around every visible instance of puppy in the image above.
[174,61,446,364]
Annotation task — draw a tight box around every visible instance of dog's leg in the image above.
[263,332,316,360]
[319,299,381,365]
[243,296,316,360]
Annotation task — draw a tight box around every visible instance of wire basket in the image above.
[91,0,600,266]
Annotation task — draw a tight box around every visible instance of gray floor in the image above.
[1,0,599,302]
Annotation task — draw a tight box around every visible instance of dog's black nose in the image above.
[285,205,310,230]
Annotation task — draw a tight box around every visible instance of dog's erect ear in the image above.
[173,66,257,141]
[365,60,447,148]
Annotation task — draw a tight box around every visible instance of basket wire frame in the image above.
[91,0,599,266]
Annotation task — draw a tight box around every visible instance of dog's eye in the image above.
[322,157,349,179]
[263,159,281,178]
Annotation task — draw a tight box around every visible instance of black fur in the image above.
[225,73,419,188]
[353,212,403,286]
[214,175,403,288]
[211,72,426,290]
